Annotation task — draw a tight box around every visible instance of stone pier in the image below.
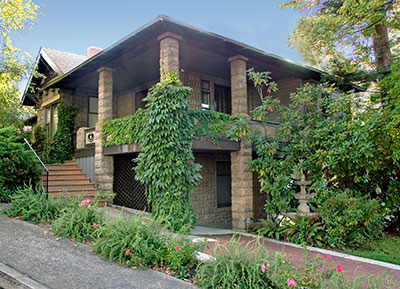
[95,67,115,195]
[229,55,254,231]
[158,32,182,80]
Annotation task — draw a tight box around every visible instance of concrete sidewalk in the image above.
[0,212,197,289]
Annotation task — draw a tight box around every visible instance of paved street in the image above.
[0,212,197,289]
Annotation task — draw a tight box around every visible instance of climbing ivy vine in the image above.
[134,73,201,232]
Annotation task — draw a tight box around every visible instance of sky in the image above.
[14,0,306,89]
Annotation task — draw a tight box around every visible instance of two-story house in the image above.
[22,16,323,230]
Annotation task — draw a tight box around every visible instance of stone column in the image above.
[95,67,115,195]
[157,32,182,80]
[229,55,253,230]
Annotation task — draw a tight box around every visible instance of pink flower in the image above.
[103,205,107,208]
[125,249,131,256]
[12,216,19,220]
[287,279,297,287]
[321,255,325,259]
[88,204,91,208]
[86,199,90,203]
[261,264,266,273]
[266,263,270,268]
[80,200,86,206]
[93,224,99,229]
[142,221,145,225]
[326,255,332,260]
[336,265,343,272]
[175,246,180,251]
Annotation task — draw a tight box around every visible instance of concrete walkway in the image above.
[0,212,197,289]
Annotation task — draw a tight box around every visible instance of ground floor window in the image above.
[216,160,232,208]
[44,102,58,138]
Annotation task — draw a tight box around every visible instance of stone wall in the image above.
[248,78,303,122]
[192,153,232,225]
[117,92,134,118]
[181,71,201,109]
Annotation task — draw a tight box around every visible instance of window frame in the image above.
[44,102,58,138]
[88,95,98,128]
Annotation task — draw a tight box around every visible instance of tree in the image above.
[281,0,400,86]
[0,0,40,127]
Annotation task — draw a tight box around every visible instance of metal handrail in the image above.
[23,138,49,194]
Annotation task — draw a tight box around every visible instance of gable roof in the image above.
[22,48,88,105]
[41,47,88,74]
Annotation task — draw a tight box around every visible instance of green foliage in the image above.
[0,126,41,202]
[281,0,398,84]
[0,0,40,127]
[93,215,201,278]
[6,186,62,223]
[101,108,145,146]
[102,108,234,147]
[196,237,400,289]
[51,199,105,242]
[246,69,396,246]
[196,237,278,289]
[135,73,201,232]
[46,103,79,163]
[342,236,400,265]
[315,189,384,247]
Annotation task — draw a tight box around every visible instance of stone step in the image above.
[43,174,88,181]
[46,169,83,175]
[47,164,78,170]
[47,179,92,185]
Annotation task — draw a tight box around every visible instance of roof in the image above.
[23,15,326,106]
[41,47,88,74]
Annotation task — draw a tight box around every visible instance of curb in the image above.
[0,261,50,289]
[239,232,400,271]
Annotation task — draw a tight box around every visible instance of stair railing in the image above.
[23,138,49,195]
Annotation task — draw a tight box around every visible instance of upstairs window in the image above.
[201,80,210,110]
[88,96,98,127]
[44,103,58,138]
[215,84,231,115]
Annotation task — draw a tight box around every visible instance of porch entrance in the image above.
[113,155,150,212]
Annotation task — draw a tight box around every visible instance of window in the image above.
[88,96,98,127]
[135,89,148,111]
[216,161,232,208]
[215,84,231,114]
[44,103,58,138]
[201,80,210,110]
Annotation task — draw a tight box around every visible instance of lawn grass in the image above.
[341,236,400,265]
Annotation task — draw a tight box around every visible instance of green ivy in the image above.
[102,107,234,147]
[134,73,202,232]
[46,103,79,164]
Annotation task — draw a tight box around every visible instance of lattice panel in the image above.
[113,155,150,212]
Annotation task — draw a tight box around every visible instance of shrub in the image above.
[6,186,62,223]
[93,215,201,278]
[195,237,278,288]
[0,126,42,202]
[315,189,385,248]
[51,199,105,242]
[196,237,400,289]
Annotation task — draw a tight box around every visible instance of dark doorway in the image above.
[113,155,149,212]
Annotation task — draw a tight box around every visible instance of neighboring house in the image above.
[22,16,323,230]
